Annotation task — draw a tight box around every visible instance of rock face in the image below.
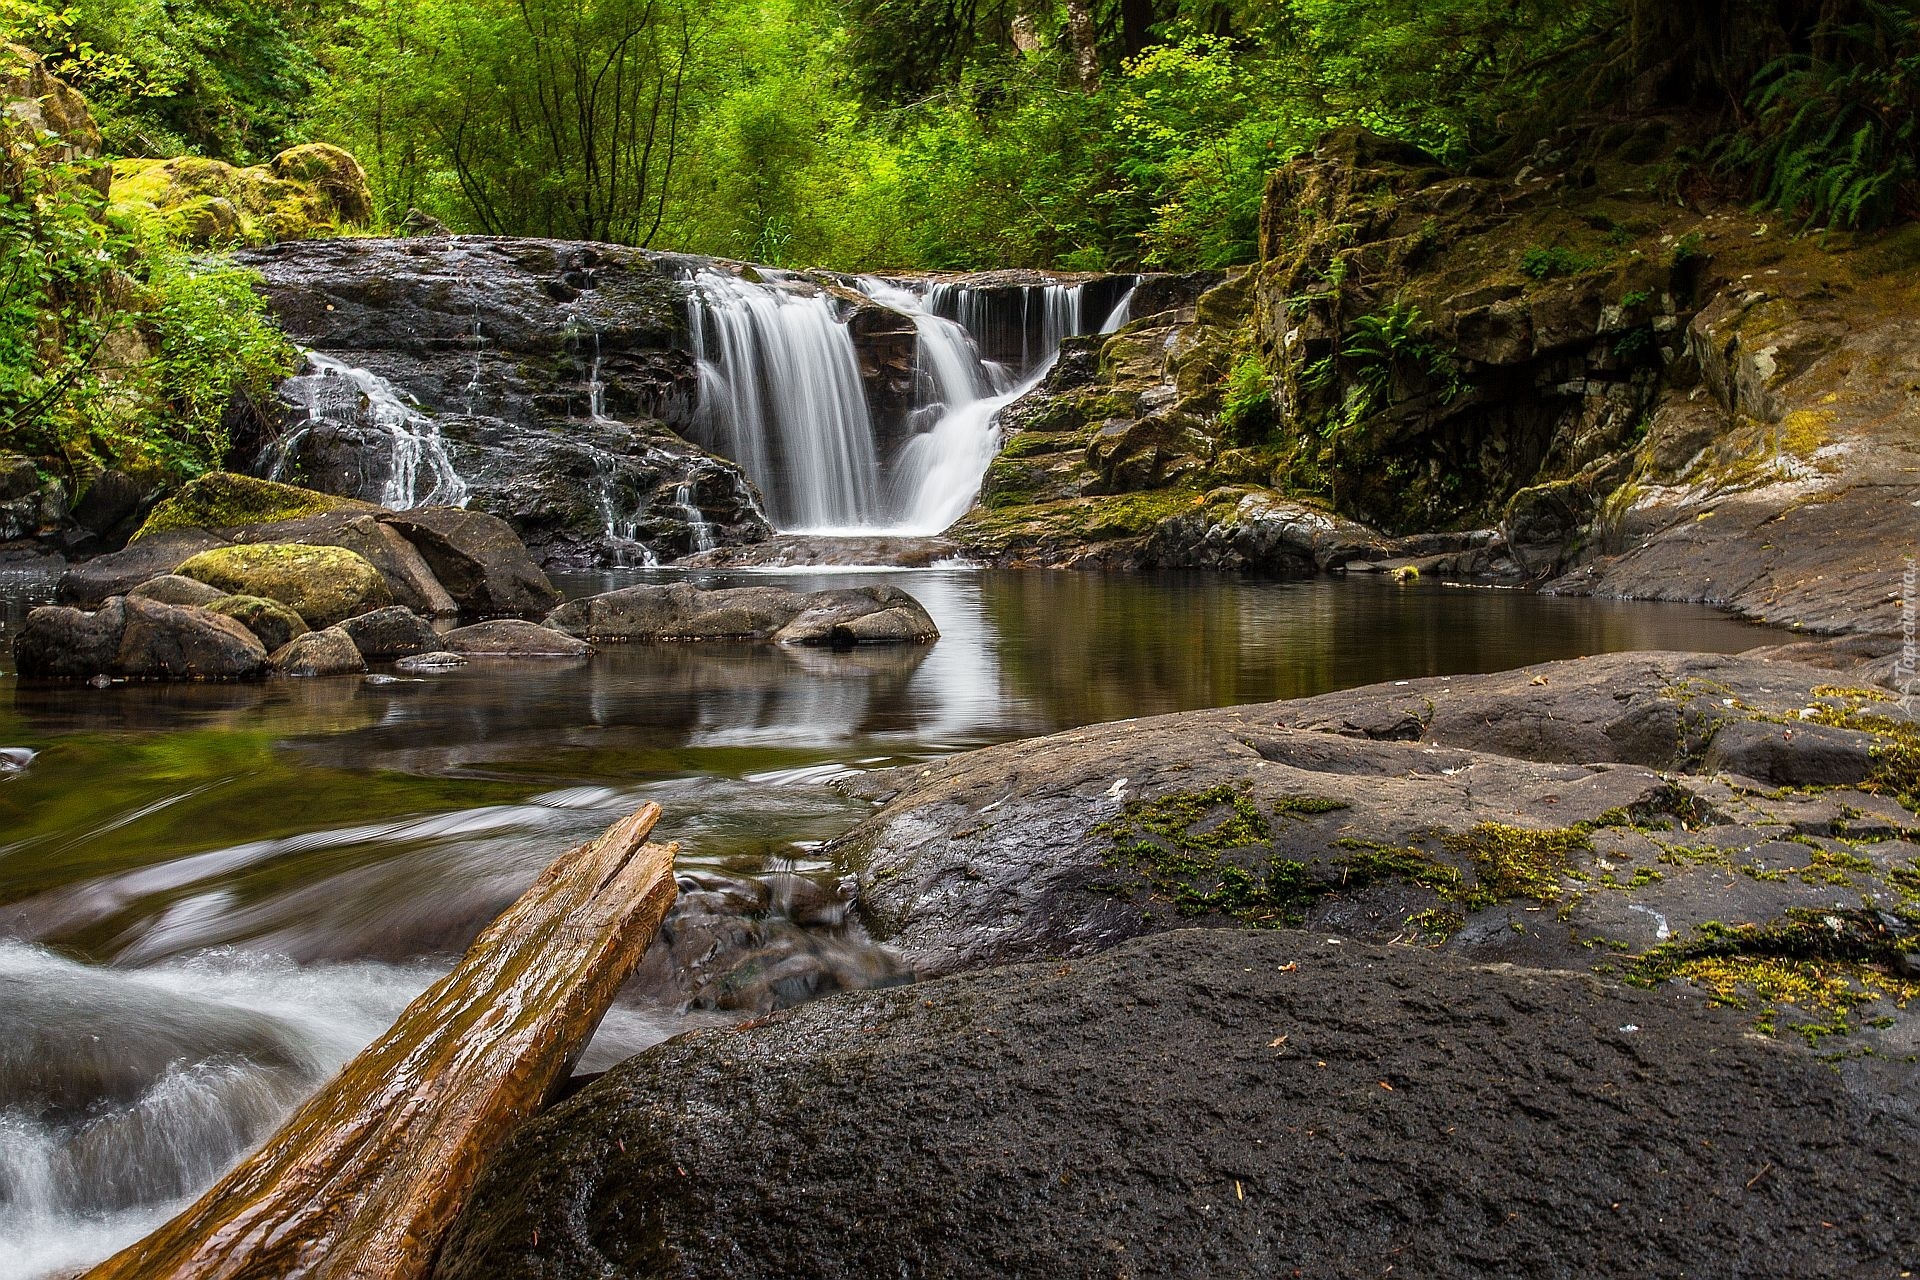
[832,650,1919,1039]
[544,583,938,646]
[175,543,393,629]
[14,597,267,680]
[235,237,775,567]
[438,928,1918,1280]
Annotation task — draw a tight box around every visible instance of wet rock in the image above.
[377,507,560,618]
[441,619,590,657]
[127,574,226,607]
[115,597,269,680]
[544,582,937,646]
[834,651,1918,982]
[270,626,367,676]
[205,594,310,653]
[338,605,439,661]
[56,530,224,607]
[12,598,128,678]
[67,469,155,548]
[175,542,393,628]
[1703,719,1878,788]
[239,511,459,617]
[15,596,269,681]
[394,650,467,672]
[438,929,1919,1280]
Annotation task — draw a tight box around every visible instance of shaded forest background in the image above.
[8,0,1920,271]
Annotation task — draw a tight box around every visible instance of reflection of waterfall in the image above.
[270,354,469,509]
[686,271,881,532]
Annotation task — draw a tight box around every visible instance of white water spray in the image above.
[271,354,469,510]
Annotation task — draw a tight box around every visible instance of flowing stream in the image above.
[268,354,469,510]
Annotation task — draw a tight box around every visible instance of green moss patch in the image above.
[136,473,368,539]
[1443,821,1591,908]
[1093,784,1331,926]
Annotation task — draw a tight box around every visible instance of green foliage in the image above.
[3,0,323,161]
[1729,2,1920,230]
[1518,245,1594,279]
[1,124,295,479]
[1219,352,1274,444]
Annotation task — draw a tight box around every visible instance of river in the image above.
[0,561,1768,1276]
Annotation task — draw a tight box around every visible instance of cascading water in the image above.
[676,481,719,553]
[684,269,1119,537]
[270,354,469,509]
[685,271,882,532]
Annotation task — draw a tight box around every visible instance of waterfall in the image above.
[684,269,1100,537]
[271,354,469,510]
[685,271,881,532]
[1099,280,1139,334]
[676,481,718,553]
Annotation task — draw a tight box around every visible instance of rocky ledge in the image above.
[431,641,1918,1278]
[545,582,938,647]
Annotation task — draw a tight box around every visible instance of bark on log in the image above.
[83,803,678,1280]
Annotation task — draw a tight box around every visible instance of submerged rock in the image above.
[175,542,392,629]
[442,619,590,658]
[544,582,938,646]
[394,650,467,672]
[438,929,1918,1280]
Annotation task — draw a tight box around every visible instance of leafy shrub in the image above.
[1518,245,1595,279]
[1220,353,1275,444]
[1731,3,1920,230]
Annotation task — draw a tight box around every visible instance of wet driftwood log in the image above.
[84,803,679,1280]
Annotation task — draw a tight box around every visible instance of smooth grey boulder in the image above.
[394,650,467,672]
[12,598,129,678]
[15,596,267,680]
[126,574,224,607]
[55,530,223,607]
[338,605,440,661]
[441,619,589,657]
[270,626,367,676]
[377,507,561,618]
[544,582,937,646]
[437,929,1919,1280]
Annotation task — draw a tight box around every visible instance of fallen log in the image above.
[84,802,679,1280]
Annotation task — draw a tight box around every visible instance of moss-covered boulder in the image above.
[175,543,392,628]
[205,594,310,653]
[134,474,371,541]
[1,45,108,197]
[109,144,375,247]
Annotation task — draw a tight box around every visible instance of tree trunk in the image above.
[1065,0,1101,91]
[81,803,679,1280]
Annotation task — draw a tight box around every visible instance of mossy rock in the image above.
[205,593,310,653]
[109,144,374,247]
[176,543,392,628]
[134,473,371,540]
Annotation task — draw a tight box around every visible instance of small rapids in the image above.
[267,353,470,510]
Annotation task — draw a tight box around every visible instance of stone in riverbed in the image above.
[126,574,225,607]
[441,619,589,657]
[175,542,392,628]
[394,650,467,672]
[204,594,310,653]
[13,596,268,680]
[543,582,938,646]
[437,929,1918,1280]
[270,626,366,676]
[376,507,560,618]
[338,605,439,661]
[56,530,225,607]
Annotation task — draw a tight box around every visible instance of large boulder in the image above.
[1,44,108,196]
[56,531,225,607]
[269,627,366,677]
[338,606,439,661]
[438,930,1919,1280]
[377,508,560,618]
[544,583,937,646]
[108,144,375,247]
[174,543,392,628]
[126,575,224,608]
[13,597,267,680]
[133,473,372,541]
